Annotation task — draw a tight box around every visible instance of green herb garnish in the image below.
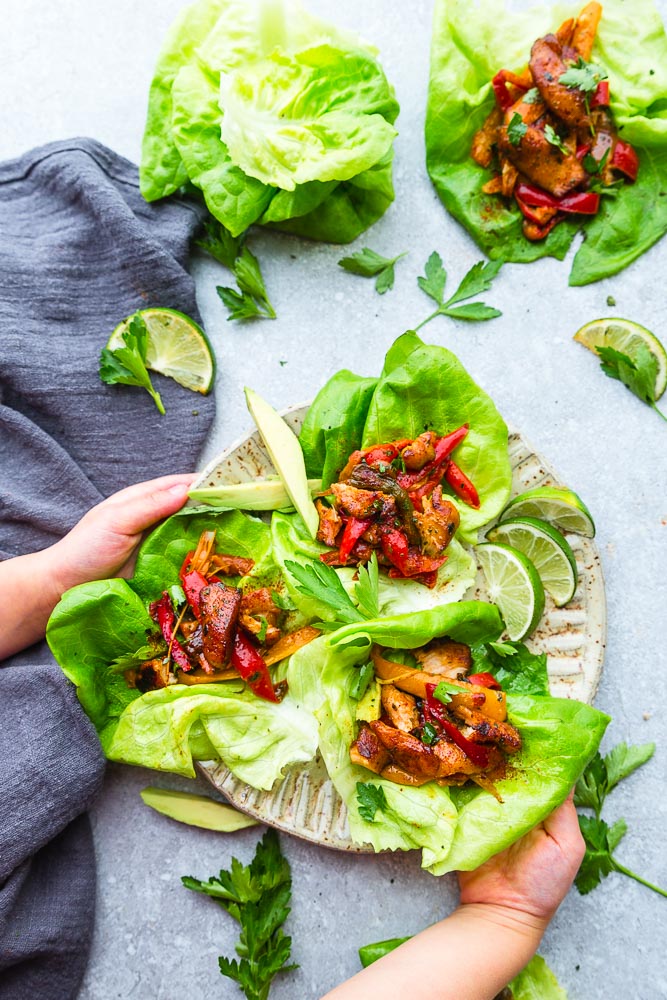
[356,781,388,822]
[560,56,608,94]
[338,247,407,294]
[544,124,569,155]
[99,313,165,414]
[507,112,528,147]
[596,343,667,422]
[415,253,502,329]
[522,87,541,104]
[421,722,439,746]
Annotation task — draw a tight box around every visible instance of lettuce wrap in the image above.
[299,332,512,543]
[425,0,667,284]
[287,602,609,874]
[140,0,398,243]
[46,508,317,784]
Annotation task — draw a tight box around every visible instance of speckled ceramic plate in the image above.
[192,406,606,852]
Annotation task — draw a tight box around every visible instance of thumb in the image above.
[95,473,198,536]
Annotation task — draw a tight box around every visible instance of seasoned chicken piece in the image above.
[337,449,365,482]
[413,638,472,678]
[370,721,444,781]
[381,684,420,733]
[182,622,204,660]
[501,159,520,198]
[380,763,431,786]
[414,486,460,557]
[498,123,586,197]
[330,482,395,520]
[450,704,522,754]
[209,553,255,577]
[240,588,279,616]
[401,432,437,471]
[200,582,242,669]
[130,658,169,692]
[350,723,391,774]
[529,34,589,129]
[315,498,342,547]
[432,737,482,776]
[471,107,503,167]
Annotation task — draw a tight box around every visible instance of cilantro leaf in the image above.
[507,112,528,147]
[471,641,548,696]
[544,124,569,156]
[583,148,610,176]
[356,781,388,822]
[98,313,165,414]
[194,217,243,269]
[575,815,617,894]
[284,558,364,627]
[604,741,655,793]
[217,285,266,322]
[417,251,447,305]
[596,344,667,421]
[433,680,468,705]
[560,56,608,94]
[182,829,297,1000]
[416,255,502,329]
[234,246,276,318]
[421,722,439,746]
[573,751,607,816]
[354,552,380,620]
[256,616,269,644]
[338,247,407,295]
[522,87,541,104]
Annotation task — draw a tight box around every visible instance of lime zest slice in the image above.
[574,317,667,400]
[500,487,595,538]
[477,541,545,641]
[245,387,319,538]
[188,477,323,510]
[486,516,577,607]
[108,308,215,394]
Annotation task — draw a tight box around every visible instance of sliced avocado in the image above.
[140,787,259,832]
[189,477,322,511]
[244,387,319,538]
[356,679,382,723]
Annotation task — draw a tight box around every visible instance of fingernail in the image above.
[166,482,190,497]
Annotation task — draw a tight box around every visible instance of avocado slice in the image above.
[244,387,319,538]
[355,679,381,723]
[140,787,259,831]
[188,477,322,511]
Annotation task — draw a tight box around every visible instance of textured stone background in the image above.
[2,1,666,997]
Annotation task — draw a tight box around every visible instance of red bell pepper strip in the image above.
[467,672,502,690]
[445,462,480,509]
[338,517,369,564]
[576,143,591,161]
[424,684,490,766]
[433,424,469,464]
[611,140,639,181]
[397,425,469,494]
[515,183,600,216]
[149,592,192,672]
[380,528,446,578]
[515,193,556,226]
[181,569,209,619]
[363,444,400,467]
[590,80,610,107]
[231,630,278,702]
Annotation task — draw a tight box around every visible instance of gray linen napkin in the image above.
[0,139,214,998]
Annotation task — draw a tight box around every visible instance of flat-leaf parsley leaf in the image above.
[338,247,407,294]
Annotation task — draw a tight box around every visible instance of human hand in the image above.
[458,791,585,928]
[48,473,197,592]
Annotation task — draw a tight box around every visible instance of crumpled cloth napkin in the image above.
[0,139,214,999]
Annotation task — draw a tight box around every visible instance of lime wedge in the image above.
[477,542,545,641]
[500,487,595,538]
[486,517,577,606]
[108,308,215,394]
[574,317,667,400]
[140,787,258,831]
[245,387,319,538]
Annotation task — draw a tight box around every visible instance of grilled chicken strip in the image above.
[401,432,437,471]
[530,34,589,129]
[380,684,420,733]
[350,723,390,774]
[498,122,587,197]
[330,482,396,521]
[414,486,460,557]
[200,582,242,669]
[450,704,522,754]
[315,498,343,547]
[413,638,472,678]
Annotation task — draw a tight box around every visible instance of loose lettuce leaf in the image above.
[363,336,511,541]
[289,605,608,873]
[219,45,397,190]
[471,641,549,696]
[509,955,568,999]
[425,0,667,284]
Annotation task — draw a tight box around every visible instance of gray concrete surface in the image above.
[2,1,666,997]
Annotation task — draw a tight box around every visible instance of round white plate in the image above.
[191,407,606,851]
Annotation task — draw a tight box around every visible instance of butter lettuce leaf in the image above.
[425,0,667,284]
[509,955,568,999]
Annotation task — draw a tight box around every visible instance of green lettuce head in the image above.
[46,507,317,784]
[287,601,609,874]
[425,0,667,284]
[141,0,399,242]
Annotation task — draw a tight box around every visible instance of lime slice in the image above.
[500,487,595,538]
[477,542,545,641]
[486,517,577,606]
[574,317,667,400]
[108,308,215,394]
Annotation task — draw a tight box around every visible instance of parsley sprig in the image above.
[560,56,608,95]
[195,217,276,322]
[596,343,667,422]
[99,313,165,414]
[182,829,297,1000]
[356,781,388,822]
[284,552,381,630]
[574,741,667,897]
[415,253,502,329]
[338,247,408,294]
[507,112,528,147]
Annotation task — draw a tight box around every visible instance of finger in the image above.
[89,473,198,535]
[542,793,584,859]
